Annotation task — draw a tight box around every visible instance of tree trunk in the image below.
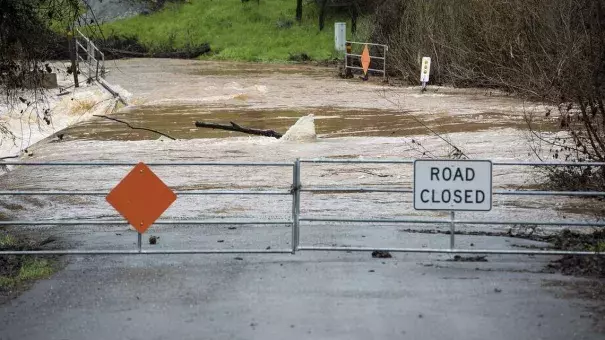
[351,3,358,34]
[195,121,283,139]
[319,0,328,30]
[296,0,303,21]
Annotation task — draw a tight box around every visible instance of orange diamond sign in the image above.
[361,45,371,75]
[106,162,177,234]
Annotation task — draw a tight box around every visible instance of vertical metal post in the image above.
[137,232,142,253]
[344,46,347,70]
[449,211,455,249]
[291,162,298,254]
[383,45,388,79]
[345,42,352,78]
[87,39,93,79]
[294,159,301,251]
[100,51,105,77]
[68,31,79,88]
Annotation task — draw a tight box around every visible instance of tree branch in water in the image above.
[93,115,176,140]
[194,121,283,139]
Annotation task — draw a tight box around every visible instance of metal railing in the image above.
[75,28,105,81]
[0,159,604,256]
[0,161,295,255]
[345,41,388,78]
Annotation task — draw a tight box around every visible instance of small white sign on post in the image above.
[334,22,347,52]
[420,57,431,89]
[414,160,492,211]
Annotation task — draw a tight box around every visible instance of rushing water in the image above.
[0,59,597,249]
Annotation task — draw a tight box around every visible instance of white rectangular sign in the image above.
[420,57,431,83]
[414,160,492,211]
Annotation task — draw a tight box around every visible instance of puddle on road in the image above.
[62,106,550,141]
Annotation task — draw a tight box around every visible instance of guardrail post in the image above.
[345,42,353,78]
[449,211,455,249]
[383,45,388,79]
[137,232,142,253]
[87,39,93,79]
[68,31,79,88]
[100,52,105,77]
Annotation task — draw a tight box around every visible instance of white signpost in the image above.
[420,57,431,90]
[334,22,346,52]
[414,159,493,249]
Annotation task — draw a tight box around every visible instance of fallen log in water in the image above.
[194,121,283,139]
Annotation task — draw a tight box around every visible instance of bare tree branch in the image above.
[93,115,176,140]
[194,121,283,139]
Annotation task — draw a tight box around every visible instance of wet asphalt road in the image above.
[0,251,602,340]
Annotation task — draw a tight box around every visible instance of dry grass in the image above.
[69,99,97,115]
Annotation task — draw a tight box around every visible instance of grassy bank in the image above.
[0,232,59,300]
[99,0,364,62]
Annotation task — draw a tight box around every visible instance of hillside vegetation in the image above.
[99,0,363,62]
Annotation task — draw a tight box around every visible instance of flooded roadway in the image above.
[1,59,603,340]
[2,58,593,233]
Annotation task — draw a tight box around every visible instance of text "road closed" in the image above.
[414,160,492,211]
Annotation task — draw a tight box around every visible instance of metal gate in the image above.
[1,159,604,256]
[344,41,388,78]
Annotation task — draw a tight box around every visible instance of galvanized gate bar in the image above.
[299,217,452,224]
[493,161,605,166]
[302,188,414,193]
[346,66,388,73]
[300,159,413,164]
[2,161,293,167]
[296,247,601,256]
[347,41,389,47]
[455,219,605,227]
[299,217,605,227]
[301,187,605,196]
[0,190,292,196]
[0,220,291,225]
[0,249,294,255]
[300,158,605,167]
[347,54,386,60]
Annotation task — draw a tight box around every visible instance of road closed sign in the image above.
[414,160,492,211]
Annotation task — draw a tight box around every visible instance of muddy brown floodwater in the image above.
[60,59,556,141]
[2,59,605,340]
[64,106,542,141]
[1,58,598,236]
